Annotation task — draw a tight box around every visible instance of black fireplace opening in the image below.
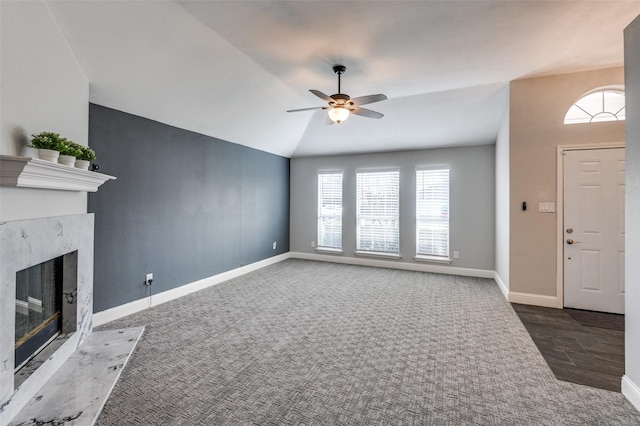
[14,251,77,372]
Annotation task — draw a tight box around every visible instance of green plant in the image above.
[72,144,86,158]
[57,140,82,157]
[77,145,96,161]
[30,133,95,161]
[30,132,67,151]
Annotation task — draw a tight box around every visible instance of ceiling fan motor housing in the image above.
[329,93,351,106]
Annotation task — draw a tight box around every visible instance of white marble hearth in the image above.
[0,214,94,424]
[9,327,144,426]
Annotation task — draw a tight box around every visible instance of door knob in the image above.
[566,239,574,244]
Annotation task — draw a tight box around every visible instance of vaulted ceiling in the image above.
[47,1,640,158]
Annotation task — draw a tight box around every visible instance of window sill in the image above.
[354,250,401,260]
[414,255,452,264]
[315,247,343,255]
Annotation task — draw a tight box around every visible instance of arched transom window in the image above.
[564,88,625,124]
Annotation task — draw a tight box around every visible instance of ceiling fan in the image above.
[287,65,387,124]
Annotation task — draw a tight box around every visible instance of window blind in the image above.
[317,173,343,249]
[416,168,450,258]
[356,170,400,254]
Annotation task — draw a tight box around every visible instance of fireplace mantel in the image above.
[0,155,116,192]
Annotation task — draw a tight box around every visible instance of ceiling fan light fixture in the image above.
[328,106,350,123]
[287,64,386,123]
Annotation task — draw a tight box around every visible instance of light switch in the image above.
[538,202,555,213]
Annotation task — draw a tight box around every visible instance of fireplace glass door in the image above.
[15,256,62,369]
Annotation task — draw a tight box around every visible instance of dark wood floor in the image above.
[511,303,625,392]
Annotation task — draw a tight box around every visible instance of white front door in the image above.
[563,148,625,314]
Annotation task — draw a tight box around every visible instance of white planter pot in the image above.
[22,146,38,158]
[38,149,60,163]
[58,155,76,166]
[75,159,90,170]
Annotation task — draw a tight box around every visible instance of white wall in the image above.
[623,14,640,411]
[0,0,89,221]
[290,145,495,271]
[495,92,510,294]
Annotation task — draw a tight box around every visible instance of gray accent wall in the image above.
[88,104,290,312]
[290,145,495,270]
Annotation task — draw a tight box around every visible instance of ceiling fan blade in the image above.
[310,89,336,103]
[350,94,387,106]
[350,107,384,119]
[287,106,328,113]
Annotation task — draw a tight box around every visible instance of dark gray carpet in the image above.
[96,259,640,425]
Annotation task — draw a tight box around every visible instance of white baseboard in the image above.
[92,295,151,328]
[289,251,495,279]
[93,253,291,327]
[494,272,509,300]
[622,375,640,413]
[508,291,560,308]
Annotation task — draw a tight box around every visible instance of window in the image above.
[564,89,625,124]
[356,170,400,255]
[317,172,343,250]
[416,168,449,259]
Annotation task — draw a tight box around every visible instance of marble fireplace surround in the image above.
[0,214,94,423]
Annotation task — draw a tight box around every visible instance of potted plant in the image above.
[57,139,81,166]
[75,145,96,170]
[30,133,96,170]
[30,132,66,162]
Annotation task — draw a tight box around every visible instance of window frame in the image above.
[355,169,401,258]
[316,171,344,252]
[415,166,450,262]
[564,88,625,125]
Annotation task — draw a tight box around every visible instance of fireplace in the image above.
[0,214,94,423]
[14,251,79,372]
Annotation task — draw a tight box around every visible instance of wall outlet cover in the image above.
[538,202,556,213]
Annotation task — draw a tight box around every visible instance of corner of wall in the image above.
[494,271,508,300]
[624,13,640,407]
[622,376,640,413]
[495,87,510,293]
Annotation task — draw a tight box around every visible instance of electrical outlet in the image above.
[311,241,316,248]
[145,273,153,286]
[273,241,277,250]
[453,251,460,259]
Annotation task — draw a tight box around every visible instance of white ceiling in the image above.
[47,1,640,158]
